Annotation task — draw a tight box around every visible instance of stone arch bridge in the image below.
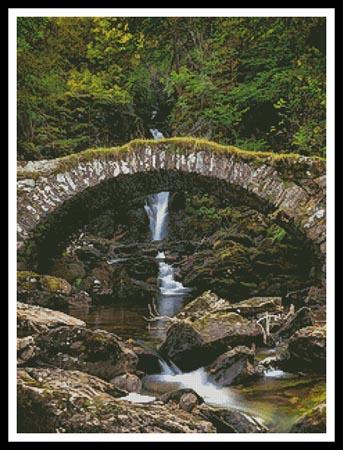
[17,138,326,268]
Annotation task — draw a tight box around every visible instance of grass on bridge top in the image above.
[55,136,326,163]
[17,136,325,180]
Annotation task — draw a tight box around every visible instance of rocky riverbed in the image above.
[16,191,326,433]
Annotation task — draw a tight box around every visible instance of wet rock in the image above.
[17,302,85,337]
[34,326,138,381]
[158,388,204,408]
[290,402,326,433]
[111,373,142,393]
[279,325,326,373]
[130,345,161,375]
[179,392,200,412]
[195,403,268,433]
[274,307,314,341]
[17,367,216,433]
[159,309,263,371]
[17,336,36,365]
[206,346,263,386]
[159,321,205,370]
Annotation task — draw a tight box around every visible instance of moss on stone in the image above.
[17,137,325,181]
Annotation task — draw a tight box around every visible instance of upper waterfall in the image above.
[144,192,170,241]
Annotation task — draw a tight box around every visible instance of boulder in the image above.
[34,325,138,381]
[284,286,326,308]
[158,388,204,407]
[17,367,216,433]
[179,392,200,412]
[17,271,92,310]
[17,302,85,337]
[17,336,36,365]
[159,310,263,371]
[110,373,142,394]
[176,291,230,321]
[206,346,263,386]
[279,325,326,373]
[130,344,161,375]
[195,403,267,433]
[290,402,326,433]
[224,296,283,319]
[274,307,314,341]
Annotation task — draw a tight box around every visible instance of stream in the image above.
[70,187,325,433]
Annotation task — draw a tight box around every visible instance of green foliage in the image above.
[17,17,326,160]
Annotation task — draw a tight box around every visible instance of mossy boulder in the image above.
[34,326,138,381]
[17,271,90,310]
[159,305,263,371]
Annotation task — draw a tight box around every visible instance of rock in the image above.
[34,326,138,381]
[50,256,86,284]
[195,403,268,433]
[224,296,283,319]
[17,367,216,433]
[17,271,92,310]
[206,346,263,386]
[111,373,142,394]
[130,345,161,375]
[274,307,314,341]
[279,325,326,373]
[158,388,204,407]
[290,402,326,433]
[179,392,199,412]
[75,245,102,266]
[17,336,36,365]
[284,286,326,308]
[176,291,230,321]
[159,310,263,371]
[17,302,85,337]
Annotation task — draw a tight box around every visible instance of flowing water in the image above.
[69,127,325,430]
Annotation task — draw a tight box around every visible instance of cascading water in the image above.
[142,188,233,406]
[144,192,170,241]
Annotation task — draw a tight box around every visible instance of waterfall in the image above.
[149,128,164,139]
[144,192,170,241]
[139,189,236,408]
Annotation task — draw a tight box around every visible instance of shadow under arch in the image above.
[18,169,321,276]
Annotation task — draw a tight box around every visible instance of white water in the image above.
[143,188,229,407]
[150,128,164,139]
[145,367,236,407]
[144,192,170,241]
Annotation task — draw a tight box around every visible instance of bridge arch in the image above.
[17,138,326,271]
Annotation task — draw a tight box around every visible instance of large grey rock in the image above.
[159,309,263,371]
[206,346,263,386]
[34,325,138,381]
[17,301,85,337]
[17,367,216,433]
[279,325,326,373]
